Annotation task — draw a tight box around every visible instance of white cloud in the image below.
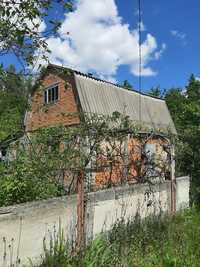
[154,43,166,60]
[170,29,187,45]
[170,30,186,39]
[37,0,165,79]
[170,30,177,36]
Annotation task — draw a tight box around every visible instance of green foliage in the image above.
[0,160,63,207]
[121,80,133,90]
[29,112,138,175]
[0,112,142,206]
[148,86,164,98]
[36,223,73,267]
[0,174,63,207]
[165,88,187,127]
[186,74,200,101]
[84,237,114,267]
[146,76,200,205]
[0,91,26,141]
[34,208,200,267]
[0,65,31,144]
[0,0,72,68]
[0,110,171,207]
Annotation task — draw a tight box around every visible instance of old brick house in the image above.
[25,64,176,191]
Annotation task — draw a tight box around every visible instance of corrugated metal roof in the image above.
[74,73,177,135]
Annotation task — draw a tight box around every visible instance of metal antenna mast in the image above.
[138,0,142,123]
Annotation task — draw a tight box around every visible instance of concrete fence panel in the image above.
[0,196,77,266]
[176,176,190,210]
[87,182,171,237]
[0,177,190,266]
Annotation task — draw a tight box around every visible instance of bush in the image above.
[0,175,63,207]
[0,161,64,207]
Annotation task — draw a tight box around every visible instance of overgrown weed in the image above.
[33,208,200,267]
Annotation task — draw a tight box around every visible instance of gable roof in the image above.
[46,64,177,135]
[74,73,176,135]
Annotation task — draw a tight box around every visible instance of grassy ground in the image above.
[34,208,200,267]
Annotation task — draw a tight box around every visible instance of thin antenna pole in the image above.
[138,0,142,123]
[138,0,143,181]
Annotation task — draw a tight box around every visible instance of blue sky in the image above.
[116,0,199,91]
[3,0,199,93]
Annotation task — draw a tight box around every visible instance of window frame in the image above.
[44,84,59,104]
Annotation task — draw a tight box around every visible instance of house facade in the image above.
[25,64,177,191]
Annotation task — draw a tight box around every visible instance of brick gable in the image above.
[26,72,80,132]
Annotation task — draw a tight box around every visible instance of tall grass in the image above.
[34,208,200,267]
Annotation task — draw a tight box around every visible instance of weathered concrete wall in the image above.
[87,182,171,238]
[176,176,190,210]
[0,178,190,266]
[0,196,77,266]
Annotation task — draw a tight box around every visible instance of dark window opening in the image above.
[44,91,47,103]
[44,85,59,104]
[0,148,7,162]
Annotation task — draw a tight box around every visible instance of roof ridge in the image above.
[48,63,164,101]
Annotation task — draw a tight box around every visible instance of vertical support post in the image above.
[76,170,85,250]
[170,144,176,213]
[123,133,129,183]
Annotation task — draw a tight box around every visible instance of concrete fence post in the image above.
[170,144,176,213]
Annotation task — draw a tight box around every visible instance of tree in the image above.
[165,78,200,205]
[0,65,32,145]
[148,86,166,99]
[0,0,72,74]
[186,74,200,101]
[165,88,187,127]
[0,64,32,95]
[121,80,133,90]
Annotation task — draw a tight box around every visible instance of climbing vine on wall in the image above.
[0,112,174,206]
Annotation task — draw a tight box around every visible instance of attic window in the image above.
[44,85,59,104]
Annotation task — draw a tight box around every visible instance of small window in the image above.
[44,85,59,104]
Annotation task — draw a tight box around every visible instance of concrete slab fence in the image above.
[0,176,190,266]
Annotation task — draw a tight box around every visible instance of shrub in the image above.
[0,161,64,207]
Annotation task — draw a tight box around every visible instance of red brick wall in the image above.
[95,137,170,187]
[26,73,80,132]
